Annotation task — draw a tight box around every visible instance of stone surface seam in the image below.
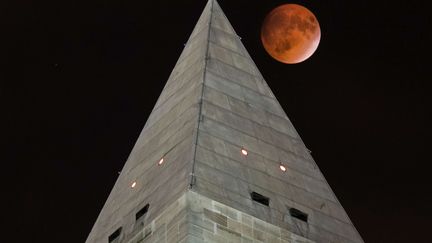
[195,169,352,227]
[194,151,336,203]
[151,62,203,112]
[200,116,311,161]
[202,98,301,142]
[196,144,323,183]
[190,0,214,189]
[203,83,289,122]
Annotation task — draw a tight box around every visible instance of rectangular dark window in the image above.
[289,208,308,222]
[136,204,149,221]
[108,227,122,243]
[250,192,269,206]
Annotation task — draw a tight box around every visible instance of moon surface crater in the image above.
[261,4,321,64]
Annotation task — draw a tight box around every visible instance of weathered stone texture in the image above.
[126,191,315,243]
[86,0,363,242]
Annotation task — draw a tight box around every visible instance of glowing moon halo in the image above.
[261,4,321,64]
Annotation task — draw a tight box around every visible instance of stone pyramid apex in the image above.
[86,1,363,242]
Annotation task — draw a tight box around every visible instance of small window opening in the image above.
[136,204,149,221]
[289,208,308,222]
[251,192,269,206]
[108,227,122,243]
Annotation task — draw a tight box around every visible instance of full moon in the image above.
[261,4,321,64]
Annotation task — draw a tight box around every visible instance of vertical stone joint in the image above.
[190,0,215,189]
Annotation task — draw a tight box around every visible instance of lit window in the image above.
[241,148,248,156]
[279,164,287,172]
[131,182,137,188]
[158,158,164,165]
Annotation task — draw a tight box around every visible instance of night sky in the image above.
[3,0,431,242]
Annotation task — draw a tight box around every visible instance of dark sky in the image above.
[2,0,431,242]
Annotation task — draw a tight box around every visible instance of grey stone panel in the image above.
[201,100,306,158]
[187,213,215,235]
[144,75,201,133]
[195,143,251,181]
[210,9,236,36]
[156,34,206,95]
[149,75,202,129]
[131,129,195,176]
[205,59,260,94]
[197,117,285,168]
[195,131,347,218]
[134,113,197,168]
[230,49,259,77]
[133,193,189,243]
[172,45,205,80]
[202,115,310,179]
[90,137,194,242]
[202,86,231,111]
[129,104,199,169]
[177,26,209,65]
[208,43,235,69]
[154,51,205,110]
[267,112,300,139]
[194,172,357,243]
[241,86,286,117]
[194,162,250,200]
[132,106,198,161]
[211,11,237,35]
[265,154,325,186]
[149,52,204,118]
[209,27,247,57]
[87,80,200,242]
[133,137,195,203]
[117,134,193,212]
[254,76,276,98]
[194,173,285,231]
[224,90,271,126]
[198,126,336,202]
[208,42,256,76]
[152,21,208,110]
[201,101,256,137]
[166,37,206,83]
[287,184,352,224]
[199,116,259,154]
[209,5,279,102]
[143,82,202,133]
[204,65,286,118]
[175,22,209,61]
[204,71,246,103]
[125,183,189,242]
[145,176,190,227]
[195,154,275,208]
[193,178,256,220]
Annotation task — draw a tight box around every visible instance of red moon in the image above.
[261,4,321,64]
